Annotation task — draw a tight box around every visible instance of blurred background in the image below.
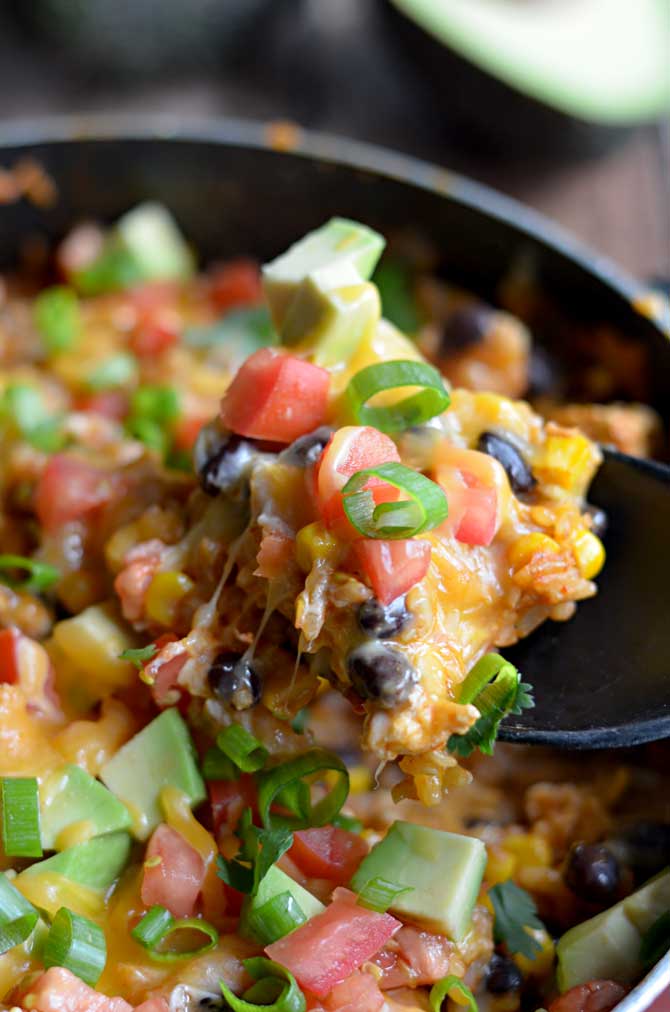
[0,0,668,281]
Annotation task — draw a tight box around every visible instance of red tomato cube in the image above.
[353,538,431,605]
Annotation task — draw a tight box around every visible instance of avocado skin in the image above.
[39,764,132,851]
[350,820,486,941]
[556,867,670,991]
[20,832,132,892]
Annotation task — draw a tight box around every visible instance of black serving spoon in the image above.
[500,448,670,749]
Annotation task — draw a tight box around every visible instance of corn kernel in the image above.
[486,846,517,886]
[349,765,373,795]
[508,533,559,571]
[105,522,140,572]
[503,832,552,868]
[145,571,194,626]
[534,432,597,492]
[295,522,339,572]
[514,926,556,977]
[572,530,606,580]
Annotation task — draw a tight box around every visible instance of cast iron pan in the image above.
[0,116,668,749]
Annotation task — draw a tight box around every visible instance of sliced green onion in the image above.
[87,353,137,391]
[0,555,60,594]
[372,259,421,335]
[447,654,534,758]
[0,385,66,453]
[257,749,349,830]
[430,975,478,1012]
[34,286,81,355]
[74,245,145,296]
[356,877,412,913]
[201,747,237,781]
[220,956,305,1012]
[346,360,450,433]
[125,416,168,454]
[1,778,42,858]
[342,461,448,539]
[131,905,174,949]
[43,907,106,986]
[331,813,363,834]
[131,385,180,425]
[0,873,40,955]
[244,891,307,946]
[217,725,268,774]
[119,644,158,670]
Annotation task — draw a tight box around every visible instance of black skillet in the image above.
[0,116,668,749]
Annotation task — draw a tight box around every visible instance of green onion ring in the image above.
[430,975,478,1012]
[342,462,448,539]
[220,957,305,1012]
[0,555,60,594]
[356,876,413,913]
[132,906,218,963]
[346,359,450,433]
[256,749,349,830]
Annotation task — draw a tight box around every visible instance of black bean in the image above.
[610,822,670,882]
[585,504,608,537]
[440,302,494,352]
[347,642,416,708]
[486,953,523,994]
[279,426,334,468]
[477,430,536,494]
[194,423,260,496]
[207,651,262,711]
[564,842,621,904]
[358,595,410,639]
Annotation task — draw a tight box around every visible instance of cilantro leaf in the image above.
[119,644,158,670]
[640,911,670,969]
[216,808,293,897]
[447,656,534,758]
[489,880,545,959]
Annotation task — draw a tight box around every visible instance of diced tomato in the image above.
[24,967,132,1012]
[114,539,167,623]
[373,926,456,990]
[0,628,20,684]
[353,538,431,605]
[35,454,118,532]
[316,427,400,508]
[134,1000,169,1012]
[255,532,295,580]
[454,472,498,546]
[75,390,129,421]
[323,972,385,1012]
[209,775,257,835]
[289,827,368,885]
[128,282,181,357]
[173,416,207,452]
[265,887,401,998]
[433,444,509,547]
[146,640,189,709]
[221,349,330,444]
[131,320,179,357]
[141,824,205,919]
[548,980,628,1012]
[209,258,263,312]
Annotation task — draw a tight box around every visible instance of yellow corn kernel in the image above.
[295,522,339,573]
[105,522,140,572]
[534,432,596,492]
[503,832,552,868]
[508,533,559,571]
[145,571,194,626]
[348,765,373,795]
[572,530,606,579]
[486,846,517,886]
[514,926,556,977]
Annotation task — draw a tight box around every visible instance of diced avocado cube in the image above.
[39,765,132,851]
[350,820,486,941]
[281,275,381,367]
[52,601,139,704]
[115,203,195,282]
[20,831,131,893]
[100,708,206,840]
[262,218,385,330]
[556,868,670,991]
[239,864,325,944]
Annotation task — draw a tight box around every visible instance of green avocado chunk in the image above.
[39,764,132,851]
[557,867,670,991]
[20,831,132,893]
[350,820,486,941]
[282,273,381,366]
[239,864,325,944]
[100,708,206,840]
[262,217,385,331]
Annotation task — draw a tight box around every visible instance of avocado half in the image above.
[385,0,670,154]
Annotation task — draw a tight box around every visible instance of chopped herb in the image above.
[488,880,545,959]
[216,809,293,897]
[119,644,158,670]
[447,654,534,758]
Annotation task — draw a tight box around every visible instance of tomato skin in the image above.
[141,823,205,919]
[548,980,628,1012]
[221,349,330,444]
[353,538,431,605]
[289,827,368,885]
[209,258,263,312]
[35,454,117,531]
[265,888,401,998]
[0,627,20,684]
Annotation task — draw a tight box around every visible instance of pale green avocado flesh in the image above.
[391,0,670,123]
[557,867,670,991]
[39,764,132,851]
[20,832,132,893]
[100,708,206,841]
[350,820,486,941]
